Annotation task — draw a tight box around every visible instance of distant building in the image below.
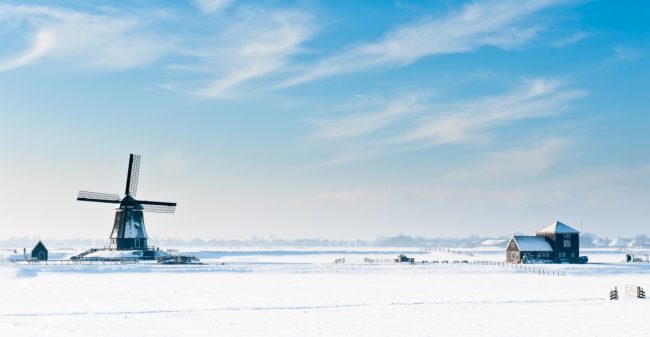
[31,241,48,261]
[506,221,580,264]
[479,239,508,248]
[609,237,633,248]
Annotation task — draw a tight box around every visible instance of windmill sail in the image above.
[140,201,176,214]
[125,154,141,197]
[77,190,122,203]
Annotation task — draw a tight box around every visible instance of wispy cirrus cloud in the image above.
[0,3,315,97]
[282,0,568,87]
[310,78,586,166]
[396,78,586,145]
[0,1,586,100]
[613,46,644,62]
[191,0,234,14]
[443,137,570,182]
[188,9,315,98]
[0,30,55,72]
[309,94,423,139]
[0,5,170,72]
[551,31,591,47]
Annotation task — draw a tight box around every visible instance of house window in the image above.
[571,252,575,258]
[563,233,571,239]
[564,239,571,247]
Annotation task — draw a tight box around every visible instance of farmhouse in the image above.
[506,221,580,264]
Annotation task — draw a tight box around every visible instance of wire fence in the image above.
[471,260,567,277]
[12,259,139,265]
[420,247,474,257]
[345,256,567,277]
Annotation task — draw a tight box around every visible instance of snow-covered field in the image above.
[1,247,649,337]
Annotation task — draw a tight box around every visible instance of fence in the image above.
[610,287,619,300]
[12,259,139,265]
[421,247,474,257]
[625,284,646,299]
[471,260,567,277]
[363,258,397,264]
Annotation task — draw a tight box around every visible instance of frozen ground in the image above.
[1,247,649,337]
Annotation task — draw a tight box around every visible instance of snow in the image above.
[536,221,580,234]
[512,236,553,251]
[1,247,650,337]
[82,249,169,260]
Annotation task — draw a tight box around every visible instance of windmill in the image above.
[77,154,176,251]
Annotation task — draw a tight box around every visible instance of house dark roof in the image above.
[512,236,553,252]
[536,221,579,234]
[32,241,47,251]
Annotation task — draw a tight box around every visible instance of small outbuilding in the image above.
[31,241,48,261]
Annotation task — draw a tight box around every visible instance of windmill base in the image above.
[110,238,149,250]
[71,247,167,261]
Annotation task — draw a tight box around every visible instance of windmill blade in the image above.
[77,190,122,204]
[139,200,177,214]
[141,204,176,213]
[125,154,141,197]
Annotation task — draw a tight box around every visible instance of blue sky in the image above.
[0,0,648,240]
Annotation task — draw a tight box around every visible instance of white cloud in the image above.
[282,0,566,87]
[192,0,234,14]
[613,46,644,62]
[190,10,315,98]
[443,138,570,182]
[0,4,315,97]
[310,94,422,139]
[397,79,586,145]
[311,78,586,167]
[0,5,170,72]
[551,31,591,47]
[0,29,55,71]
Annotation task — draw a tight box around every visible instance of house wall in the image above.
[31,246,48,261]
[506,239,520,263]
[505,238,555,264]
[520,251,552,262]
[537,232,579,263]
[556,233,579,263]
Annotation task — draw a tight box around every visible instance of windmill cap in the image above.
[120,195,143,209]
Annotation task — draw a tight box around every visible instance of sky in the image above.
[0,0,648,241]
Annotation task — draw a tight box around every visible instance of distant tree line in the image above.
[3,233,650,248]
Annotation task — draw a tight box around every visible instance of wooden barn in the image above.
[506,236,553,263]
[31,241,48,261]
[506,221,581,264]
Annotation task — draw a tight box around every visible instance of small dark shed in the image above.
[31,241,48,261]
